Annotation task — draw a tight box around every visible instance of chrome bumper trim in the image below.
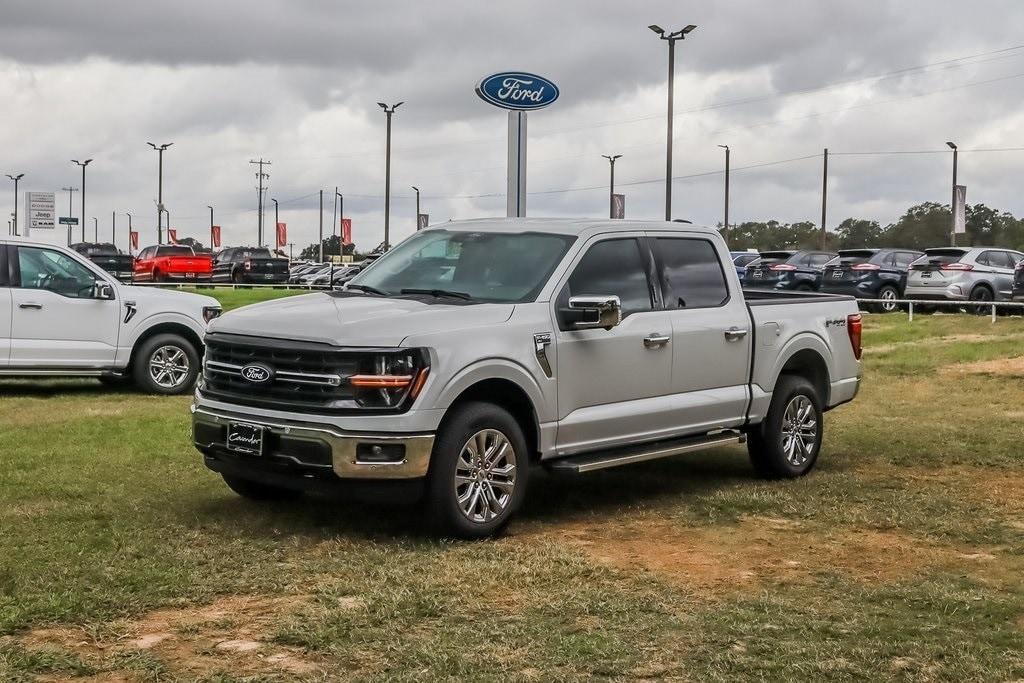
[192,406,434,479]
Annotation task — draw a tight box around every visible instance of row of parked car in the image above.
[286,260,368,287]
[733,246,1024,312]
[69,243,291,284]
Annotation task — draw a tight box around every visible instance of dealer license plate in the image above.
[227,422,264,455]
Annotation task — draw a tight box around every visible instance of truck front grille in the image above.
[200,333,405,414]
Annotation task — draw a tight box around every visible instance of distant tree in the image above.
[880,203,951,250]
[833,218,883,249]
[176,236,209,253]
[299,235,357,260]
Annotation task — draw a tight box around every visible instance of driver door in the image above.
[8,245,120,368]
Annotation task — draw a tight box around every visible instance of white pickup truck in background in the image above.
[192,219,862,537]
[0,239,221,394]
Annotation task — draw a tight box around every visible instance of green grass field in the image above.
[1,294,1023,681]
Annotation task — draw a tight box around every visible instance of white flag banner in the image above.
[953,184,967,234]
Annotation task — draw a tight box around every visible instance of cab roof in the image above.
[422,217,720,238]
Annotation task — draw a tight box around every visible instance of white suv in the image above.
[0,240,221,394]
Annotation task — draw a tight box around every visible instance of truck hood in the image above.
[208,292,515,347]
[120,284,220,315]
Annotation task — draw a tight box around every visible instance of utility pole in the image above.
[378,101,403,251]
[249,158,271,246]
[411,186,421,229]
[649,24,696,221]
[820,148,828,250]
[207,205,214,249]
[71,159,92,242]
[718,145,730,240]
[601,155,621,219]
[62,186,78,245]
[318,189,324,263]
[5,173,24,236]
[946,141,958,247]
[147,142,172,244]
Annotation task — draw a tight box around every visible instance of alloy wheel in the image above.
[780,395,817,467]
[454,429,517,524]
[149,345,191,388]
[880,288,898,312]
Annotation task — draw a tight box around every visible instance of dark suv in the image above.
[741,250,836,291]
[819,248,923,312]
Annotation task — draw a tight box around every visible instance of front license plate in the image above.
[227,422,264,455]
[921,271,932,278]
[831,270,842,278]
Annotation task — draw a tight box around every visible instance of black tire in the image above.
[131,333,201,395]
[426,401,529,539]
[222,474,303,501]
[872,285,901,313]
[748,375,823,479]
[967,286,993,316]
[795,283,814,292]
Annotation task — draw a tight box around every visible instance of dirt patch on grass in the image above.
[866,332,1024,355]
[520,515,1010,595]
[940,356,1024,377]
[21,594,323,680]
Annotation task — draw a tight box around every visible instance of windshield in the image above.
[157,246,195,256]
[349,229,577,303]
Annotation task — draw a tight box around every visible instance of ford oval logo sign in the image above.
[240,364,273,384]
[475,72,559,111]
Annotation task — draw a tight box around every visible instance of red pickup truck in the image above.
[134,245,213,282]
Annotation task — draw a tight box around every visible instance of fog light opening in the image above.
[355,442,406,464]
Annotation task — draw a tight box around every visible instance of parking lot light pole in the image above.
[601,155,621,219]
[649,24,696,221]
[337,190,344,243]
[207,205,214,249]
[125,212,132,253]
[5,173,24,236]
[378,101,403,251]
[92,217,98,242]
[411,186,420,229]
[272,198,279,249]
[946,141,958,247]
[147,142,172,244]
[111,210,116,245]
[717,145,730,240]
[318,189,324,263]
[71,159,92,241]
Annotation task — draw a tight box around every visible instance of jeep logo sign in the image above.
[240,364,273,384]
[475,72,559,111]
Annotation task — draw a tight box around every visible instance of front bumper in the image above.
[192,405,435,481]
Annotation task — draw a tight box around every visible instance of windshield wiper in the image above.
[345,283,388,296]
[399,288,473,301]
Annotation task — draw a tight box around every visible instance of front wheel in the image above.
[748,375,823,479]
[132,333,200,395]
[426,402,529,539]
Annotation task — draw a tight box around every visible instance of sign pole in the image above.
[507,111,527,217]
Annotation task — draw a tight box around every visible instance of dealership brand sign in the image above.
[475,72,559,110]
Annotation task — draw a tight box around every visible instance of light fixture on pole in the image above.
[411,186,421,229]
[601,155,621,219]
[71,159,92,241]
[649,23,696,221]
[717,145,730,240]
[378,101,403,251]
[147,142,172,244]
[5,173,24,236]
[946,141,958,247]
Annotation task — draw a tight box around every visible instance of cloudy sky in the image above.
[2,0,1023,252]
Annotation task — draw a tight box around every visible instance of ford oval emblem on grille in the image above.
[240,364,273,384]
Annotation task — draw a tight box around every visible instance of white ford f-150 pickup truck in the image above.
[0,239,221,394]
[192,219,862,537]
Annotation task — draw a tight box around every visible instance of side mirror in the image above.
[563,295,621,330]
[93,281,115,300]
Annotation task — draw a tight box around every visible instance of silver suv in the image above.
[905,247,1024,311]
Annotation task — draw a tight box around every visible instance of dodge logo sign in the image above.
[240,364,273,384]
[475,72,560,111]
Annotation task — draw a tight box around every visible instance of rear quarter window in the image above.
[655,238,729,309]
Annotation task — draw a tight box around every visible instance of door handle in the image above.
[724,327,749,341]
[18,303,43,310]
[643,333,671,348]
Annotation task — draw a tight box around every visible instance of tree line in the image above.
[725,202,1024,252]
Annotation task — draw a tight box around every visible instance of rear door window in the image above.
[655,238,729,309]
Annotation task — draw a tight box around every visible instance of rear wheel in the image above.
[132,333,200,395]
[748,375,823,479]
[426,402,528,539]
[873,285,900,313]
[967,286,993,315]
[222,474,302,501]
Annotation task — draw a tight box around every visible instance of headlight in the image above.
[350,350,430,408]
[202,306,222,323]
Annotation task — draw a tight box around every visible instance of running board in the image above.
[545,431,745,474]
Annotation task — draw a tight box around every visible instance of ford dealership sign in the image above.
[475,72,559,111]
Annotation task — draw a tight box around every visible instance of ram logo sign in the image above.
[475,72,559,111]
[240,364,274,384]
